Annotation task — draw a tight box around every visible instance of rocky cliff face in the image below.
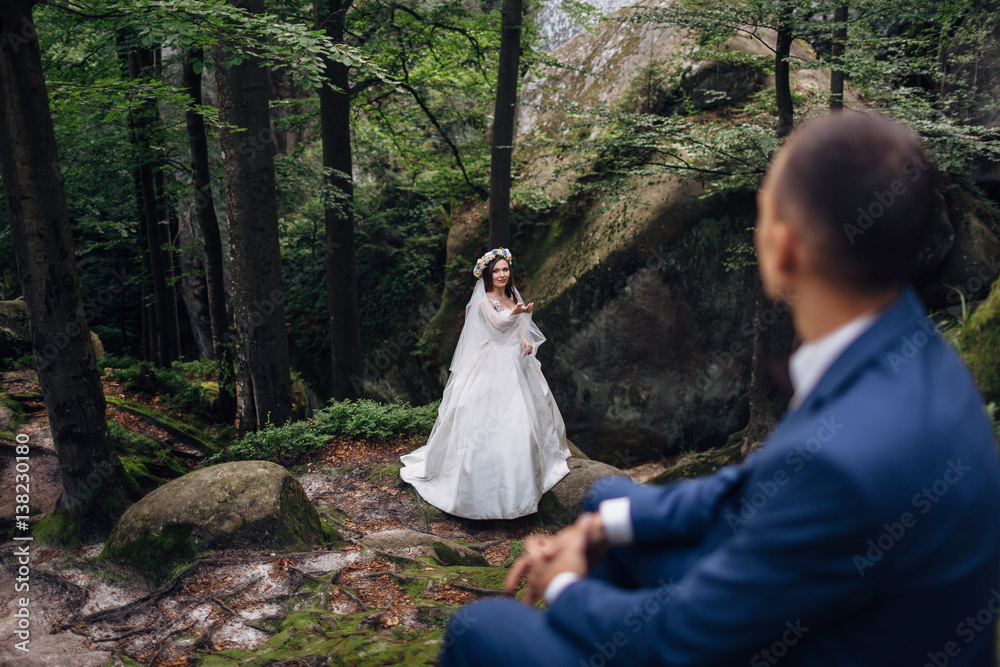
[411,1,1000,464]
[504,3,815,461]
[533,0,637,51]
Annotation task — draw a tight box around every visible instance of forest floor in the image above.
[0,370,669,666]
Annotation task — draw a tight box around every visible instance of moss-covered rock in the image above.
[920,208,1000,309]
[102,461,332,582]
[647,444,744,485]
[360,530,489,567]
[541,457,629,524]
[960,276,1000,405]
[0,298,103,362]
[0,501,42,539]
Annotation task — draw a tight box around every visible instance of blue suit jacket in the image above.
[549,287,1000,666]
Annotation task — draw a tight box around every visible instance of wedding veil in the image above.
[448,278,546,376]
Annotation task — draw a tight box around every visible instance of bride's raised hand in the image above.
[511,301,534,315]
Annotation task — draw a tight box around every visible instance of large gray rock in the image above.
[0,298,104,362]
[542,457,629,522]
[361,529,489,567]
[918,209,1000,310]
[103,461,327,579]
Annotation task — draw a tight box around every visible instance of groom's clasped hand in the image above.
[504,513,609,605]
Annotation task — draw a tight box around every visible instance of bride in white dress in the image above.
[400,248,571,520]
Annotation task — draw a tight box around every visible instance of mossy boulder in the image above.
[960,276,1000,405]
[919,208,1000,309]
[360,529,489,567]
[647,444,745,485]
[0,298,104,362]
[103,461,330,581]
[540,457,629,525]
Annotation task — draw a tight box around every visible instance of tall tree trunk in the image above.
[774,1,795,138]
[0,0,135,537]
[727,279,794,455]
[488,0,523,249]
[131,168,156,362]
[122,42,180,367]
[183,47,237,423]
[215,0,293,432]
[830,4,848,111]
[731,4,799,453]
[177,209,215,359]
[315,0,363,400]
[154,161,182,360]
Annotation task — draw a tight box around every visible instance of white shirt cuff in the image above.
[543,571,582,605]
[599,497,634,546]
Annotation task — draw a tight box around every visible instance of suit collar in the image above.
[790,285,930,415]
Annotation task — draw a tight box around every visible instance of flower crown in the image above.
[472,248,512,279]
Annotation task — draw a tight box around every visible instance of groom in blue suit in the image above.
[439,112,1000,666]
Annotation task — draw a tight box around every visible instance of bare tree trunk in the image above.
[215,0,293,432]
[830,4,848,111]
[774,1,795,138]
[731,4,799,452]
[315,0,363,399]
[121,41,180,367]
[183,47,237,423]
[177,210,215,359]
[0,0,135,538]
[488,0,523,248]
[131,169,156,363]
[728,281,793,455]
[154,160,182,360]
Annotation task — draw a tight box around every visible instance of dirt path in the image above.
[0,372,669,665]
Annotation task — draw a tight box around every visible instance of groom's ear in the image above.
[773,218,802,279]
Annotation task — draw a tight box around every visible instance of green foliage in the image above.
[530,0,1000,217]
[1,353,35,371]
[108,420,160,457]
[355,195,448,337]
[958,279,1000,406]
[103,355,209,413]
[319,399,440,439]
[207,399,440,464]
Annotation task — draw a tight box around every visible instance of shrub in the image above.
[207,398,441,464]
[102,355,207,413]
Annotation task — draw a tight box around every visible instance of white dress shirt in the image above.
[543,308,882,605]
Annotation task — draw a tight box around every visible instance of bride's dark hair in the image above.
[483,256,516,301]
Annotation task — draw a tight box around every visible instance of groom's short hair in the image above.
[771,112,935,293]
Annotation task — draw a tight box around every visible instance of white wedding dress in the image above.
[400,279,571,520]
